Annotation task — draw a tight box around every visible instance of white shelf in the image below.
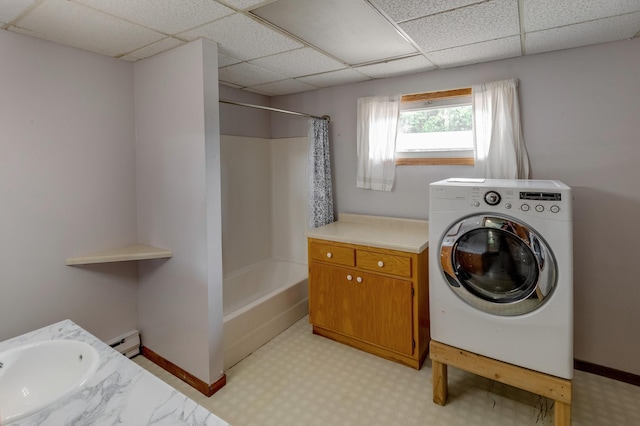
[66,244,173,266]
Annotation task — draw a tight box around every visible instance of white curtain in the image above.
[308,118,334,229]
[472,79,530,179]
[356,95,401,191]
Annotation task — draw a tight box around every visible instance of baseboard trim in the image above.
[574,359,640,387]
[142,346,226,397]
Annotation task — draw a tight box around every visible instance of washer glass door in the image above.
[440,215,556,316]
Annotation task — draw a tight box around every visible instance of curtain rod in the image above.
[219,99,330,122]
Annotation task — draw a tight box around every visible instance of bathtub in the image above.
[223,259,309,369]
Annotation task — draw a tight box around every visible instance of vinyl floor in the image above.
[135,316,640,426]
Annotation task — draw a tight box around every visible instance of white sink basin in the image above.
[0,339,99,423]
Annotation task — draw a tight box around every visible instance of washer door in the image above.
[440,214,556,316]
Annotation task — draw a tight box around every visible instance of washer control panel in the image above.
[470,187,565,216]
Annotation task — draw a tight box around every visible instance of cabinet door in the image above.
[309,263,414,355]
[309,262,357,335]
[353,269,414,355]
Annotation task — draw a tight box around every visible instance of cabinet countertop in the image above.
[306,213,429,254]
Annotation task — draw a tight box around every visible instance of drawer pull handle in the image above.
[356,276,363,283]
[346,275,353,281]
[377,261,384,268]
[326,252,333,258]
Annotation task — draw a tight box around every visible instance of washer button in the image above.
[550,205,560,213]
[535,205,544,212]
[473,201,480,207]
[521,204,530,211]
[505,203,512,209]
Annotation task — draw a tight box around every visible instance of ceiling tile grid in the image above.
[371,0,485,23]
[249,47,347,78]
[74,0,235,35]
[526,11,640,55]
[523,0,640,32]
[1,0,639,96]
[0,0,39,24]
[220,0,272,11]
[249,78,319,96]
[120,37,185,62]
[218,52,244,68]
[399,0,521,53]
[251,0,418,65]
[355,54,436,78]
[180,12,303,61]
[427,35,522,68]
[218,61,288,87]
[12,0,165,57]
[296,68,372,88]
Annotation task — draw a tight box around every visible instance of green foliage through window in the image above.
[399,106,472,134]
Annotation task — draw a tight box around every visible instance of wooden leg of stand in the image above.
[432,358,448,406]
[430,340,572,425]
[555,401,571,426]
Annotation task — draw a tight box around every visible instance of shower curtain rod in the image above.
[219,99,330,122]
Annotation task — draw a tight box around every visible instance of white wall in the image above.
[220,136,273,274]
[219,85,271,139]
[220,135,308,275]
[271,137,308,264]
[270,38,640,375]
[135,39,224,385]
[0,30,138,342]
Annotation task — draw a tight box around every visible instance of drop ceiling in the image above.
[2,0,639,96]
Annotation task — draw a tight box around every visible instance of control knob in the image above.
[484,191,501,206]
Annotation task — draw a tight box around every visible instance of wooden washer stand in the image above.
[430,340,573,426]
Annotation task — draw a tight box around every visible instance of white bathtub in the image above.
[223,259,308,369]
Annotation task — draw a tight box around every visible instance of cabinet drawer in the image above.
[309,242,355,266]
[356,250,412,278]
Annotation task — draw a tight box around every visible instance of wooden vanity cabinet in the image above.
[308,238,429,369]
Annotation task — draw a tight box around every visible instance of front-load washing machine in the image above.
[429,178,573,379]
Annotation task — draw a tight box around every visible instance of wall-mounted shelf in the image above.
[66,244,173,266]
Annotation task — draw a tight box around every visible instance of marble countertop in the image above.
[306,213,429,253]
[0,320,229,426]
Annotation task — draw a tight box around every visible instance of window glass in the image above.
[396,95,473,157]
[394,88,474,165]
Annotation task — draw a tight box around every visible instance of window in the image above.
[395,88,474,166]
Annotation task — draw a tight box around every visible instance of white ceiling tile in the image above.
[355,55,436,78]
[75,0,234,35]
[371,0,484,23]
[526,12,640,55]
[252,0,417,65]
[297,69,371,87]
[248,79,318,96]
[524,0,640,32]
[119,37,184,61]
[220,0,273,11]
[0,0,39,24]
[249,48,346,77]
[13,0,164,56]
[218,62,288,87]
[427,36,521,68]
[400,0,520,52]
[181,13,303,60]
[220,81,243,89]
[241,86,273,96]
[218,52,243,67]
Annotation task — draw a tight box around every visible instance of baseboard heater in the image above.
[107,329,141,358]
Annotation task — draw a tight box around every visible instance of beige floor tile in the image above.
[135,317,640,426]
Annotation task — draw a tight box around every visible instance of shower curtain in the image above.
[307,118,334,229]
